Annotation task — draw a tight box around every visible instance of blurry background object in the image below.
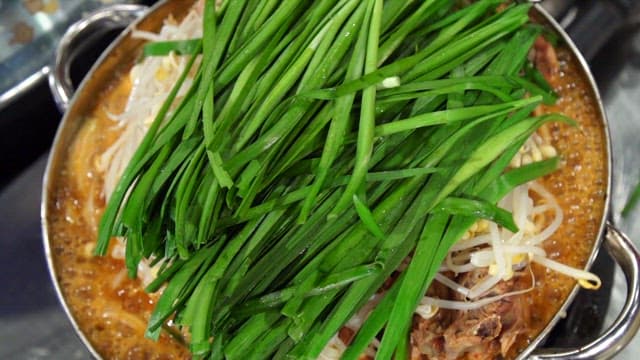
[0,0,150,189]
[0,0,144,110]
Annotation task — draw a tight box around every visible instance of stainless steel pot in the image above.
[42,1,640,359]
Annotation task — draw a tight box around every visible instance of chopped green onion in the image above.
[143,39,202,57]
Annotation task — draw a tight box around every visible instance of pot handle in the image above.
[530,221,640,360]
[48,4,148,112]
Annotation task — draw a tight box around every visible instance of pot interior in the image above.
[42,3,611,359]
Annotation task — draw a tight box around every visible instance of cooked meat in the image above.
[531,36,559,82]
[412,280,455,360]
[339,326,356,345]
[411,269,531,360]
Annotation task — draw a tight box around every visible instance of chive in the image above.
[484,157,561,199]
[184,0,217,139]
[302,2,528,100]
[352,194,385,240]
[378,75,516,97]
[209,332,225,360]
[394,313,412,360]
[120,145,172,275]
[247,319,290,359]
[300,208,424,358]
[196,179,220,247]
[340,274,403,360]
[207,151,233,188]
[215,1,305,88]
[299,2,368,223]
[329,0,383,218]
[376,213,448,359]
[231,11,338,151]
[143,39,202,57]
[377,0,445,65]
[297,0,364,92]
[235,263,380,317]
[145,249,212,338]
[375,97,541,137]
[432,113,574,207]
[377,82,515,104]
[436,196,518,233]
[224,312,281,359]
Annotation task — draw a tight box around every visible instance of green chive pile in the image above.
[96,0,571,358]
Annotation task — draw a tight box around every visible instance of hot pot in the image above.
[41,1,640,359]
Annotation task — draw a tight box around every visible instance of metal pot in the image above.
[41,1,640,359]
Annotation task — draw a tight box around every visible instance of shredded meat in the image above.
[531,36,559,82]
[411,269,531,360]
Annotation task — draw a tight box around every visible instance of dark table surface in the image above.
[0,154,91,359]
